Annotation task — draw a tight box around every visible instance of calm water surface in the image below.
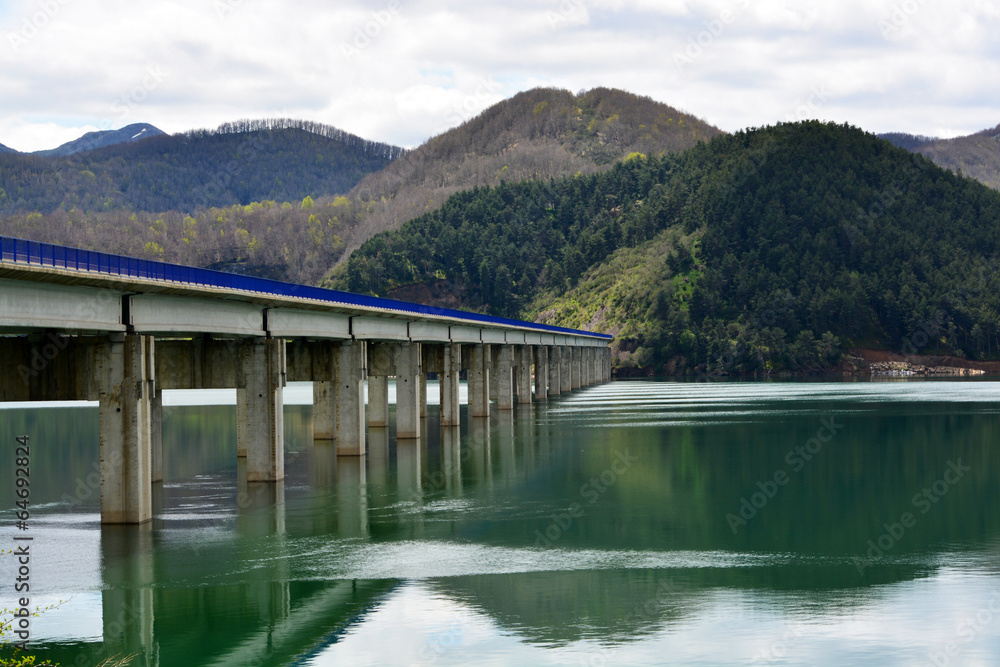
[2,379,1000,666]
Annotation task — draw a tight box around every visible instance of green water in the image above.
[2,380,1000,666]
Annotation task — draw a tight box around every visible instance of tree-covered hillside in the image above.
[322,86,722,272]
[334,121,1000,374]
[0,119,403,214]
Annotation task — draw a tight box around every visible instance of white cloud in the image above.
[0,0,998,151]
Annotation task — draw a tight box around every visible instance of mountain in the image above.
[904,124,1000,190]
[0,119,404,214]
[0,142,15,154]
[877,132,938,151]
[33,123,166,157]
[334,121,1000,374]
[320,87,723,278]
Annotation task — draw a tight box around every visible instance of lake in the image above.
[2,379,999,666]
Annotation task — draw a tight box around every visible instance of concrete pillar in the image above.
[535,346,549,400]
[396,342,422,439]
[150,388,163,483]
[560,347,572,392]
[336,341,366,456]
[99,334,153,524]
[571,347,582,389]
[469,344,490,418]
[583,348,592,386]
[518,346,532,404]
[367,375,388,428]
[313,380,336,440]
[496,345,514,410]
[594,348,603,383]
[419,372,428,418]
[548,346,561,397]
[238,338,285,482]
[440,343,461,427]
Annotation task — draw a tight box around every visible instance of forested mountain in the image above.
[334,121,1000,375]
[902,124,1000,190]
[0,119,404,214]
[0,142,14,154]
[877,132,937,151]
[322,87,722,273]
[33,122,165,157]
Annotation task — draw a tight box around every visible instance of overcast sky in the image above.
[1,0,998,152]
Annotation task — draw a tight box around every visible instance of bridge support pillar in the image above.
[517,346,532,404]
[396,343,422,439]
[440,343,461,427]
[367,376,389,428]
[336,341,366,455]
[238,338,285,482]
[99,334,154,524]
[469,344,490,418]
[312,342,336,440]
[548,346,561,397]
[496,345,514,410]
[559,347,572,393]
[151,388,163,483]
[571,348,582,389]
[535,346,548,401]
[583,349,592,386]
[419,372,428,418]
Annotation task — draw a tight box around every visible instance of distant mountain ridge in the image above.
[877,132,938,151]
[33,123,166,157]
[0,119,404,214]
[905,124,1000,190]
[0,142,15,154]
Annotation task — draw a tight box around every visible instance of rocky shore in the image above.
[870,361,986,376]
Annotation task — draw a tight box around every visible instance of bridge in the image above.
[0,236,612,524]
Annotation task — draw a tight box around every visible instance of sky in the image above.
[1,0,998,153]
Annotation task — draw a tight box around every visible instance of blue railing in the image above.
[0,235,613,340]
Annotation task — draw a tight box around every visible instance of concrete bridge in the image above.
[0,236,612,524]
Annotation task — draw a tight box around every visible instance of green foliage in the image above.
[338,121,1000,374]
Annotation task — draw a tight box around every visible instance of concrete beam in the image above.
[505,332,526,345]
[351,316,409,341]
[268,308,350,339]
[409,321,450,342]
[130,295,263,336]
[481,329,506,345]
[0,278,124,333]
[524,333,542,345]
[450,326,481,344]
